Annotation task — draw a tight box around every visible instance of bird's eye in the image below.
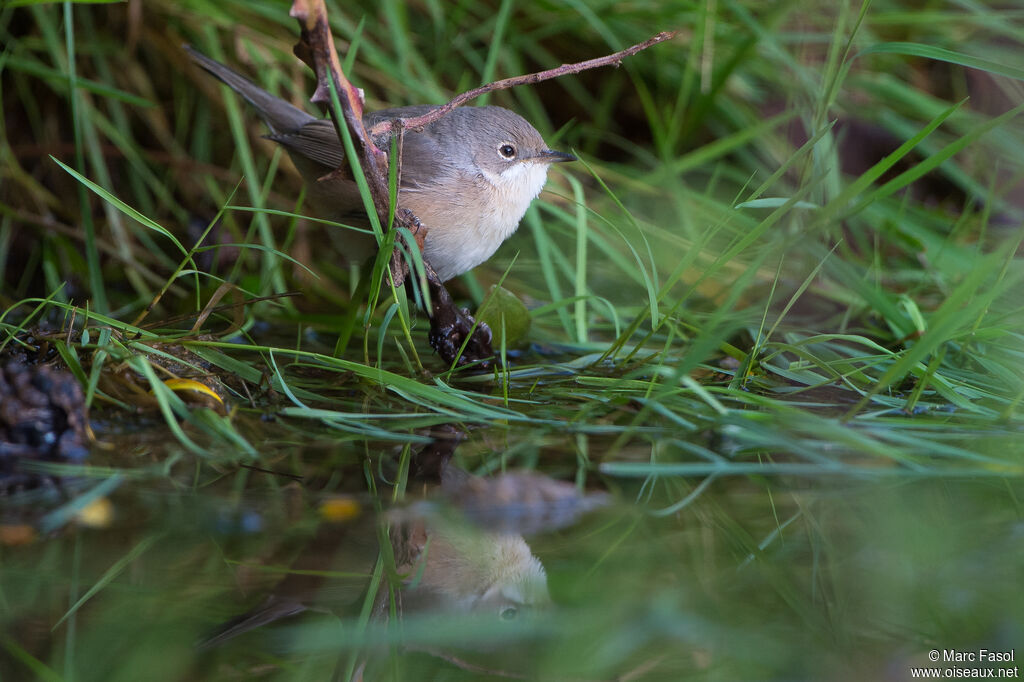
[499,606,519,621]
[498,144,517,159]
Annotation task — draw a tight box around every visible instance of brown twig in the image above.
[370,31,678,137]
[289,0,390,228]
[291,0,429,292]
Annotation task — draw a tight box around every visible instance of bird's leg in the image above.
[388,209,425,287]
[389,210,494,369]
[423,267,494,370]
[411,424,466,482]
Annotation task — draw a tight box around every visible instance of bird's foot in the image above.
[429,307,494,370]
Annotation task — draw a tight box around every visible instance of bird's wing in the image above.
[395,128,447,191]
[367,105,453,191]
[270,119,346,171]
[272,107,452,189]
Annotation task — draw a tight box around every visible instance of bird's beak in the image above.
[538,149,577,163]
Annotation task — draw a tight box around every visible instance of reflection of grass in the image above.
[2,0,1023,679]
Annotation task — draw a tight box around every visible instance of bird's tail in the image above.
[196,596,308,651]
[184,45,314,135]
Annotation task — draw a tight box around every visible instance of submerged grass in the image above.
[2,0,1023,679]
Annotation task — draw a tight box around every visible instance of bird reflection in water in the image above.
[199,428,609,679]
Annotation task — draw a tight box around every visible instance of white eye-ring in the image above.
[498,143,517,159]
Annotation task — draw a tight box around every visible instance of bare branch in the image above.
[289,0,429,290]
[289,0,389,225]
[370,31,678,137]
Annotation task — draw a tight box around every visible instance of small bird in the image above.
[185,47,576,282]
[197,479,550,654]
[195,431,610,676]
[197,513,548,652]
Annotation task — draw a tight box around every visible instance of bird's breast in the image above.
[400,162,550,281]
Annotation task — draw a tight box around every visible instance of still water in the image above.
[2,421,1021,681]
